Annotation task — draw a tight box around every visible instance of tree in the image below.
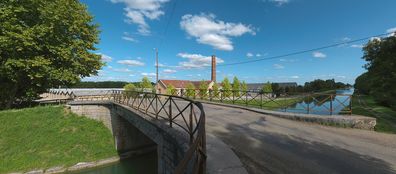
[241,81,248,92]
[198,80,209,99]
[123,83,136,91]
[212,82,220,98]
[356,35,396,109]
[221,77,232,97]
[232,76,241,97]
[0,0,102,109]
[140,77,153,91]
[262,82,273,93]
[185,83,196,98]
[166,84,176,95]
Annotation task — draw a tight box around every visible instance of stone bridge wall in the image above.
[68,101,191,174]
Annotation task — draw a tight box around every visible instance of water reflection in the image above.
[280,89,353,115]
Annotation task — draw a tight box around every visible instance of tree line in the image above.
[354,33,396,110]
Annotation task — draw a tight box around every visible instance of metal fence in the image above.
[170,89,352,115]
[45,89,206,174]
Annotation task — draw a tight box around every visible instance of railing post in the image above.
[307,99,310,114]
[169,97,172,127]
[260,93,263,109]
[232,90,235,104]
[349,95,353,115]
[220,90,223,103]
[245,91,248,106]
[209,89,212,101]
[330,94,333,115]
[189,104,194,144]
[155,95,158,119]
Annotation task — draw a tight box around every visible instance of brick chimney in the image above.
[211,55,216,82]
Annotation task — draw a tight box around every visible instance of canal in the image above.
[70,151,157,174]
[280,88,354,115]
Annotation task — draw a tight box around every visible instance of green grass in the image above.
[207,97,302,110]
[0,106,117,173]
[351,95,396,133]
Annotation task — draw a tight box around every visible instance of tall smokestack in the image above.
[211,55,216,82]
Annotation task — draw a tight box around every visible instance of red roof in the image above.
[159,80,212,88]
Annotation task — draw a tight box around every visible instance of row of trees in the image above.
[123,77,153,92]
[354,34,396,110]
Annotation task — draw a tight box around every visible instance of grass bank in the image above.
[0,106,117,173]
[352,95,396,133]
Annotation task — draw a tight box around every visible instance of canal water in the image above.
[69,151,157,174]
[280,88,354,115]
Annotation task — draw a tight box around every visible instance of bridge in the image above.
[40,89,396,174]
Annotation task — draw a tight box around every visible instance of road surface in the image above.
[203,103,396,174]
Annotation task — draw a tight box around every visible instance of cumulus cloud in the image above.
[312,51,326,58]
[97,53,113,62]
[111,0,169,35]
[273,64,284,69]
[290,75,299,79]
[141,72,156,77]
[117,59,145,66]
[180,13,255,51]
[177,53,224,69]
[163,69,177,74]
[246,52,254,57]
[386,27,396,36]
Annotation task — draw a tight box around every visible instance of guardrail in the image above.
[46,89,206,174]
[171,89,352,115]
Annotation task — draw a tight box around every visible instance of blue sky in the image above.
[81,0,396,85]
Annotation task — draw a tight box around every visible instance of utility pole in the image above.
[155,48,159,93]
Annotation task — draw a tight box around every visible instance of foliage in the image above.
[198,80,209,99]
[241,81,248,92]
[140,77,153,91]
[166,84,176,95]
[212,82,220,98]
[185,83,196,98]
[0,0,102,109]
[123,83,136,91]
[262,82,273,93]
[354,35,396,110]
[221,77,232,97]
[0,106,117,173]
[232,76,241,97]
[303,79,350,92]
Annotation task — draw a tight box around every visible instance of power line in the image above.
[217,32,390,67]
[158,0,178,49]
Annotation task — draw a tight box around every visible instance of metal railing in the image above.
[46,89,206,174]
[170,89,352,115]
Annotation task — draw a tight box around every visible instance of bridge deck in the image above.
[202,103,396,174]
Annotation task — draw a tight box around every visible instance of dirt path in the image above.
[203,103,396,174]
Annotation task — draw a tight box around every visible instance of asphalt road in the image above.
[202,103,396,174]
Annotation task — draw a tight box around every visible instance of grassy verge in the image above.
[201,97,302,110]
[0,106,117,173]
[351,95,396,133]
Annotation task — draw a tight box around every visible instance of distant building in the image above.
[246,82,298,91]
[155,55,217,95]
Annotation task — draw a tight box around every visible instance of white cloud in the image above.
[122,32,138,42]
[141,72,156,77]
[246,52,254,57]
[97,53,113,62]
[163,69,177,74]
[386,27,396,34]
[341,37,351,42]
[312,51,326,58]
[273,64,284,69]
[177,53,224,69]
[180,13,255,51]
[290,75,299,79]
[117,59,145,66]
[350,44,363,48]
[256,53,262,57]
[111,0,169,35]
[113,68,132,72]
[268,0,289,6]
